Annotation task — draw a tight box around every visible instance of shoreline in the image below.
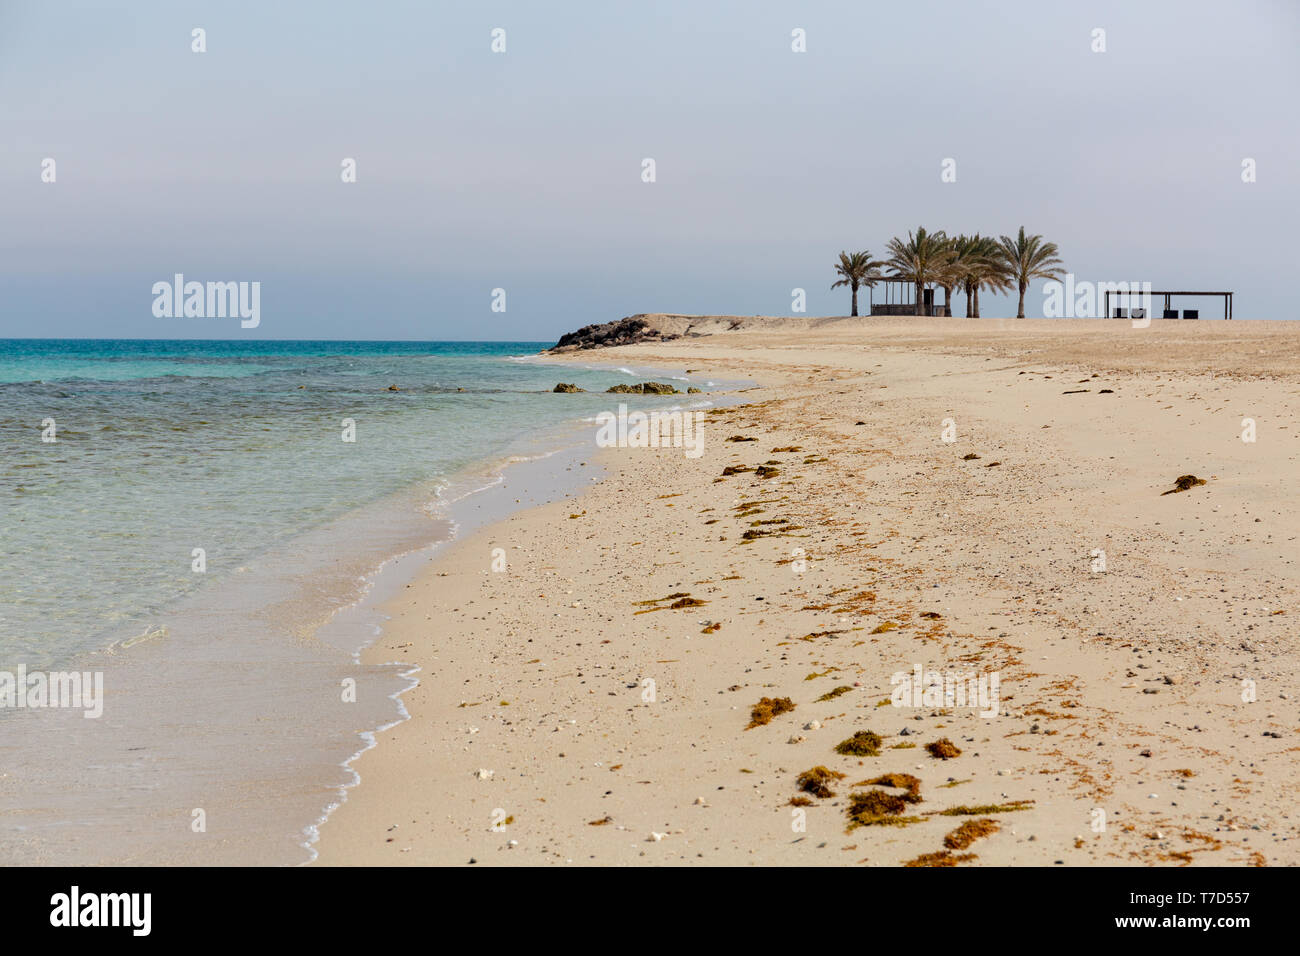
[300,432,611,863]
[0,353,716,866]
[301,380,755,865]
[300,363,750,861]
[313,320,1300,866]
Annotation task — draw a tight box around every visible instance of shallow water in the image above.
[0,339,713,864]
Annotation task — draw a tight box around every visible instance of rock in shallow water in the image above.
[606,382,680,394]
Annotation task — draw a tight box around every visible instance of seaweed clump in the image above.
[943,818,999,849]
[859,773,922,802]
[938,800,1033,816]
[925,738,962,760]
[834,730,883,757]
[796,766,845,799]
[815,685,853,703]
[904,850,978,867]
[634,592,707,613]
[1161,474,1206,495]
[746,696,796,729]
[846,790,922,829]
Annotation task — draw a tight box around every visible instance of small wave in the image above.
[109,623,168,653]
[300,661,421,865]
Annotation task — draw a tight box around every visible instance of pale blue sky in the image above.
[2,0,1296,339]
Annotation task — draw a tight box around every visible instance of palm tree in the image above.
[996,226,1066,319]
[831,250,885,317]
[934,235,969,317]
[958,235,1011,318]
[885,226,949,316]
[946,234,976,317]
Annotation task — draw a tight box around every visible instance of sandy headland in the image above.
[315,316,1300,866]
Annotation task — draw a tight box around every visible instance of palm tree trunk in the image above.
[915,281,924,317]
[941,285,951,317]
[973,286,980,319]
[851,284,858,317]
[965,285,973,318]
[1017,282,1027,319]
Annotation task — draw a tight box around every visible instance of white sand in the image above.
[314,318,1299,866]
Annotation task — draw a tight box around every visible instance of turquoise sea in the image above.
[0,339,711,666]
[0,339,717,864]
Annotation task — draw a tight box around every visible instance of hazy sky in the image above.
[2,0,1297,340]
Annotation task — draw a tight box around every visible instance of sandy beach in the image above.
[313,317,1300,867]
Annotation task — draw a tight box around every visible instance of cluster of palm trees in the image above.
[832,226,1066,319]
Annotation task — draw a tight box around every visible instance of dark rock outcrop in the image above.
[550,317,677,352]
[606,382,679,395]
[552,383,585,393]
